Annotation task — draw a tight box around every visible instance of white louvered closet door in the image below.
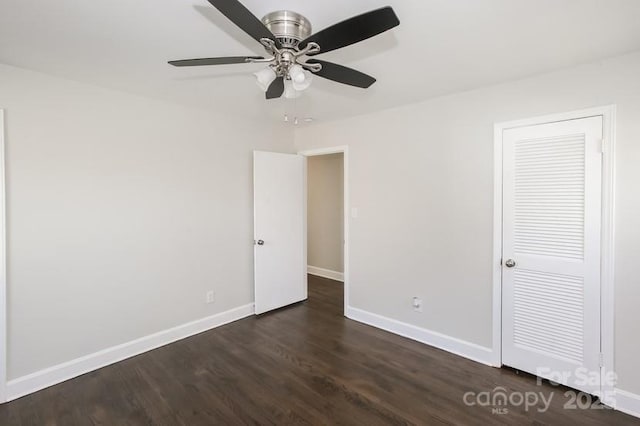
[502,116,603,395]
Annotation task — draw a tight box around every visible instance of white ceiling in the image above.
[2,0,640,123]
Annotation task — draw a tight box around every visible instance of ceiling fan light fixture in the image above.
[292,70,313,91]
[254,67,277,91]
[283,79,301,99]
[289,64,306,84]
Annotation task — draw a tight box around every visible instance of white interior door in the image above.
[502,116,603,395]
[253,151,306,315]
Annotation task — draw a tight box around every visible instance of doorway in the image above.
[493,107,616,402]
[300,147,349,315]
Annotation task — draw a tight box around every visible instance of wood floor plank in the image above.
[0,275,638,425]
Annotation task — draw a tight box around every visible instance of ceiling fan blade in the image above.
[266,77,284,99]
[206,0,281,49]
[168,56,264,67]
[307,60,376,89]
[299,7,399,55]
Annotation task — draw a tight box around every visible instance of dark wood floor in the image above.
[1,275,638,425]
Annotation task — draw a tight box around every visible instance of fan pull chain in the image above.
[284,96,300,125]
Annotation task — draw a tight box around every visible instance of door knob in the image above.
[505,259,516,268]
[256,240,265,246]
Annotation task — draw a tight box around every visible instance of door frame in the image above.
[298,146,349,315]
[0,110,6,403]
[492,105,616,403]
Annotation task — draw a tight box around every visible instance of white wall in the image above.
[0,63,293,379]
[307,154,344,273]
[295,51,640,395]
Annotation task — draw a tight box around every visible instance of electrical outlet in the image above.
[412,297,423,313]
[206,291,215,304]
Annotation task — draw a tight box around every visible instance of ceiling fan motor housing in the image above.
[261,11,312,48]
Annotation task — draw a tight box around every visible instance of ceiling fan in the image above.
[169,1,400,100]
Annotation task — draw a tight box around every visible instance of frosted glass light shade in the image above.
[283,80,301,99]
[254,67,277,91]
[288,64,305,84]
[292,70,313,91]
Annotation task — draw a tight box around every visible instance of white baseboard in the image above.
[307,265,344,282]
[615,389,640,419]
[346,306,495,366]
[6,303,255,402]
